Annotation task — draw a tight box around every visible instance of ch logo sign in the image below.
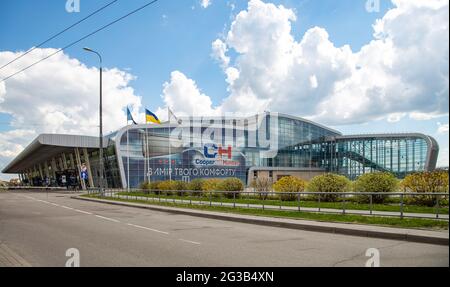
[204,144,232,159]
[66,0,80,13]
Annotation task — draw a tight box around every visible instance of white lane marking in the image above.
[95,215,120,223]
[178,239,201,245]
[126,223,169,235]
[49,203,60,207]
[60,205,74,210]
[73,209,93,215]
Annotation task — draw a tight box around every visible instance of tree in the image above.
[307,173,351,202]
[139,181,150,193]
[251,177,273,200]
[354,172,398,204]
[218,178,244,199]
[201,178,223,192]
[401,171,449,206]
[172,180,188,196]
[273,176,307,201]
[187,178,204,196]
[157,180,179,195]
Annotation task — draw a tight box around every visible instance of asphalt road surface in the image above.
[0,191,448,267]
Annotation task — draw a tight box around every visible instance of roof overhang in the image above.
[2,134,103,174]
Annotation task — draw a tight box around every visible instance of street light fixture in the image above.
[83,47,104,196]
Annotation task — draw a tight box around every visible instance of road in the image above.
[0,191,448,267]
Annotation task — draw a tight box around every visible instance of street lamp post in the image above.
[83,47,104,196]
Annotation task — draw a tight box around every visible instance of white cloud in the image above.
[163,0,448,127]
[437,147,449,167]
[437,122,449,134]
[200,0,212,9]
[0,48,143,175]
[329,0,450,125]
[0,129,36,158]
[228,2,236,11]
[387,113,406,123]
[409,112,444,121]
[156,70,221,120]
[211,39,230,68]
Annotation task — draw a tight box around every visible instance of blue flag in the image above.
[127,107,137,125]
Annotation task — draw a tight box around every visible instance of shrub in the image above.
[157,180,178,195]
[401,171,449,207]
[354,172,398,204]
[200,178,224,198]
[273,176,307,201]
[187,178,205,196]
[251,178,273,200]
[201,178,223,192]
[217,178,244,199]
[307,173,351,202]
[172,180,188,196]
[149,181,160,194]
[139,181,150,193]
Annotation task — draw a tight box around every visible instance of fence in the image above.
[87,189,449,220]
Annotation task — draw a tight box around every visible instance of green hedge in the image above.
[354,172,398,204]
[401,171,449,207]
[218,178,244,199]
[273,176,306,201]
[138,177,244,197]
[307,173,351,202]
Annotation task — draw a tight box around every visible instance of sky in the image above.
[0,0,448,180]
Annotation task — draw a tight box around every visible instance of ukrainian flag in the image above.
[145,109,161,124]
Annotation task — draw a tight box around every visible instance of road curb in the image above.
[72,195,449,246]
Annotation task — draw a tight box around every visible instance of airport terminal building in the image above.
[2,113,439,189]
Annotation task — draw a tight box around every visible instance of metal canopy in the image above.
[2,134,104,173]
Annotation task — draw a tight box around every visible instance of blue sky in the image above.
[0,0,448,174]
[1,0,394,119]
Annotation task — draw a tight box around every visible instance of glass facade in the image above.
[328,136,434,180]
[112,113,438,188]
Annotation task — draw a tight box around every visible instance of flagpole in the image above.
[168,107,172,182]
[127,118,130,193]
[143,114,147,184]
[142,128,146,184]
[146,124,149,183]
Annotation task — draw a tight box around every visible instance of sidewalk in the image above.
[73,195,449,246]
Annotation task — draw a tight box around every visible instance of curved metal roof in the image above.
[2,134,104,173]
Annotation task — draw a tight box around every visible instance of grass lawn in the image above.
[116,191,449,215]
[84,194,449,230]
